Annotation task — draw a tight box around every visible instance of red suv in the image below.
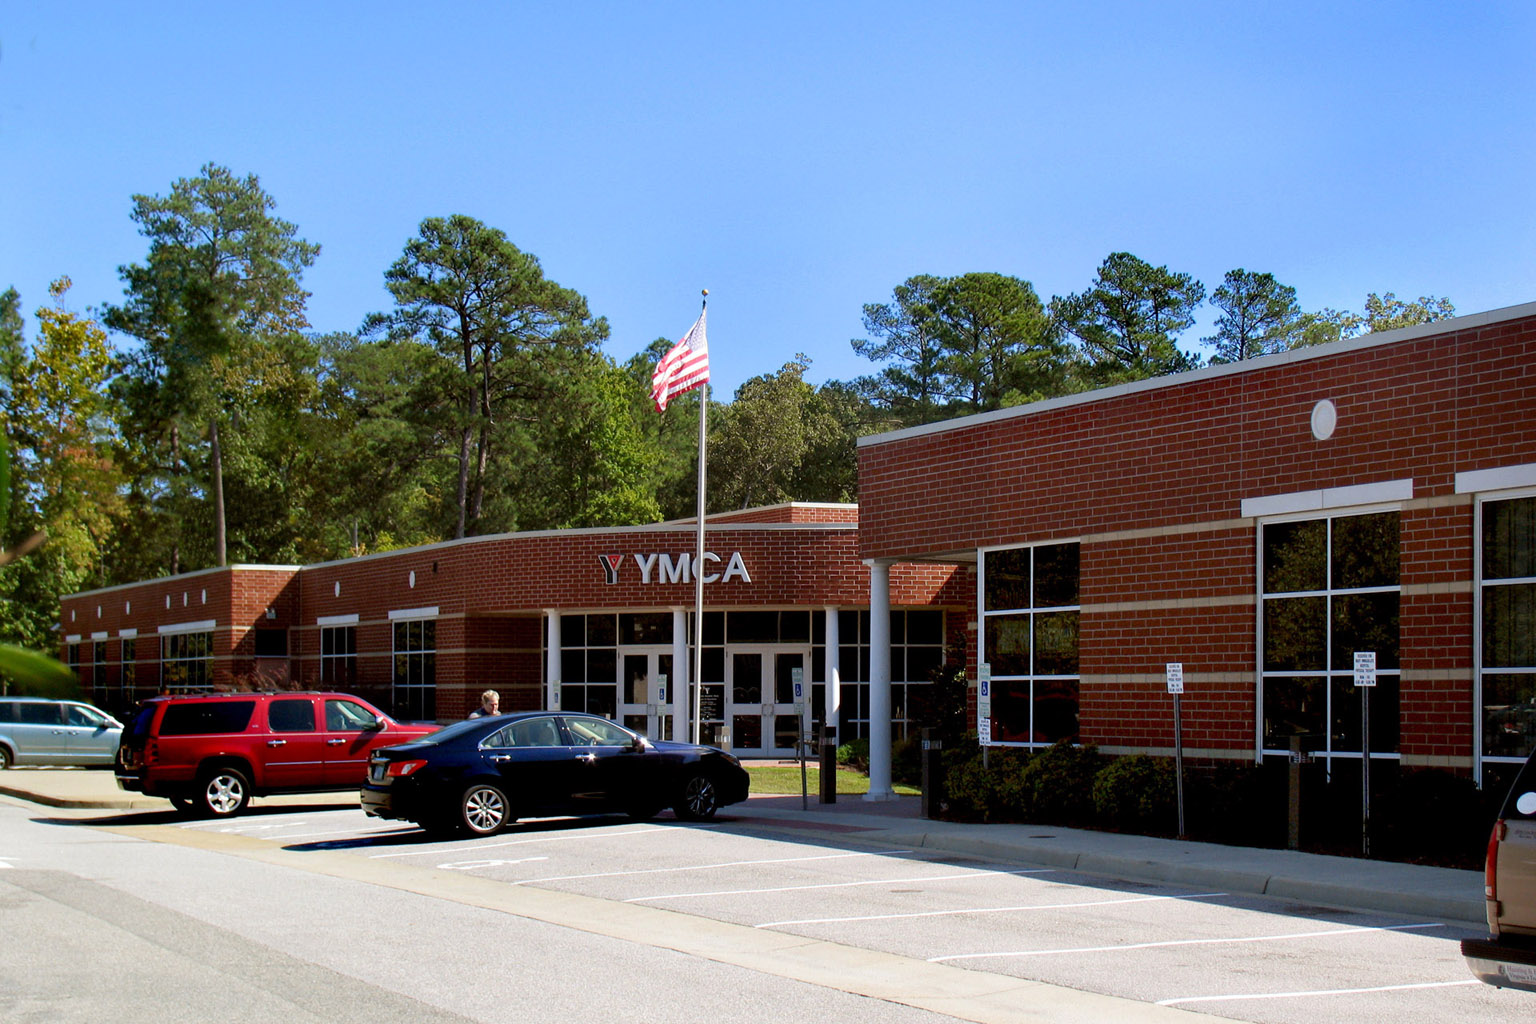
[116,692,437,817]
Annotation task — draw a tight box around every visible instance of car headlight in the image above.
[721,753,741,768]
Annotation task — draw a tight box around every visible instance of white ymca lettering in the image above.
[627,551,752,585]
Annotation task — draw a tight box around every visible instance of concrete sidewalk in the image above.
[0,766,1485,926]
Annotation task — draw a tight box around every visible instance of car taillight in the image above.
[386,760,427,777]
[1486,819,1506,899]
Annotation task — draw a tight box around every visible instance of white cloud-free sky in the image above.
[2,2,1532,397]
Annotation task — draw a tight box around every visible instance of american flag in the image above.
[650,308,709,411]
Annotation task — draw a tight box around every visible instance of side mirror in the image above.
[364,717,384,731]
[1517,792,1536,816]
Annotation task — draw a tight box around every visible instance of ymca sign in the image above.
[600,551,752,586]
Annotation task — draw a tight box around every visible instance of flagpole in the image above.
[692,290,708,746]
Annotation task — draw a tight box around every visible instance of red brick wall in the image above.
[859,309,1536,766]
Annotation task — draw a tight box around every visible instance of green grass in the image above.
[745,764,919,796]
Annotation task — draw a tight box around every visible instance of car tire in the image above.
[0,745,12,770]
[626,803,663,822]
[673,772,720,821]
[459,782,511,836]
[169,796,198,815]
[197,767,250,817]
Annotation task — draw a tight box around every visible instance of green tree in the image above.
[930,272,1064,413]
[367,215,607,538]
[1291,292,1456,348]
[1,279,124,653]
[710,356,844,510]
[852,275,946,424]
[104,163,320,571]
[1206,269,1303,362]
[1051,252,1205,382]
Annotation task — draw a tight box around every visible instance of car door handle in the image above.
[491,754,514,763]
[325,738,345,746]
[267,739,286,747]
[576,752,597,763]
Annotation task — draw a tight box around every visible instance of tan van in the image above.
[1463,753,1536,992]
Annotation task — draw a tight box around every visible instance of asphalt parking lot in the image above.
[132,803,1523,1024]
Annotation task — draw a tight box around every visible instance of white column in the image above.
[545,610,560,710]
[671,607,689,745]
[865,560,896,801]
[824,605,841,738]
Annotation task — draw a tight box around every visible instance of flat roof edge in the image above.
[858,298,1536,448]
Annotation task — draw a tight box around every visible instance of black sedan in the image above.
[360,711,750,836]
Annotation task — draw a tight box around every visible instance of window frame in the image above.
[978,540,1081,749]
[1255,504,1403,766]
[1475,487,1536,781]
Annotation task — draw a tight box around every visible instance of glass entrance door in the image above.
[619,649,673,741]
[726,647,809,756]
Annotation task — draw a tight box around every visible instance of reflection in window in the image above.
[981,542,1080,746]
[1482,495,1536,762]
[1260,512,1399,761]
[392,619,436,721]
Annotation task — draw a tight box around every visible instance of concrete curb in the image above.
[743,814,1487,926]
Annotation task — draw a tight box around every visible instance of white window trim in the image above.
[158,619,216,635]
[388,606,439,621]
[317,613,360,627]
[1472,483,1536,783]
[1241,479,1413,519]
[119,628,137,638]
[1457,462,1536,494]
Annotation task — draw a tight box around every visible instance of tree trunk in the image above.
[209,418,226,566]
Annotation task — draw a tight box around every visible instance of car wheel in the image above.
[673,773,720,821]
[197,767,250,817]
[459,783,510,836]
[0,745,12,770]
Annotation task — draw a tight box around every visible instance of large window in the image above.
[161,631,213,691]
[1261,511,1400,762]
[392,619,435,721]
[980,542,1080,746]
[1482,494,1536,765]
[320,626,356,687]
[827,609,945,741]
[121,638,136,692]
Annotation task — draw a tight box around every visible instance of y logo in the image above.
[599,554,623,585]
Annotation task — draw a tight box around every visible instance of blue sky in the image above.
[2,3,1532,398]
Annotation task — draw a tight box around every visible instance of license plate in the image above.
[369,764,385,783]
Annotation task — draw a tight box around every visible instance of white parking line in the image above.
[929,921,1442,962]
[516,850,908,885]
[628,868,1051,904]
[1157,979,1480,1005]
[758,890,1222,929]
[368,826,674,859]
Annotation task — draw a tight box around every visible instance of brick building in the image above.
[57,300,1536,801]
[856,300,1536,795]
[59,504,968,760]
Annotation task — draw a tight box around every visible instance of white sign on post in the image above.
[1354,651,1377,687]
[977,662,993,746]
[1166,663,1184,694]
[656,673,667,703]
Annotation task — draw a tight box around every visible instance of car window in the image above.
[65,705,109,728]
[485,717,564,749]
[1505,755,1536,820]
[17,702,63,725]
[0,701,15,722]
[269,699,317,732]
[563,716,634,747]
[159,701,257,736]
[325,699,378,732]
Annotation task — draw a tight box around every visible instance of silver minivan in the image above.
[0,698,123,768]
[1463,752,1536,992]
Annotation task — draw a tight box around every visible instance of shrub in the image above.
[1017,740,1101,824]
[836,737,870,773]
[942,744,1025,821]
[891,735,923,786]
[1093,755,1176,832]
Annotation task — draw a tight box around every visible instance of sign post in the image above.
[1167,662,1186,838]
[792,667,807,810]
[1354,651,1377,857]
[977,663,992,769]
